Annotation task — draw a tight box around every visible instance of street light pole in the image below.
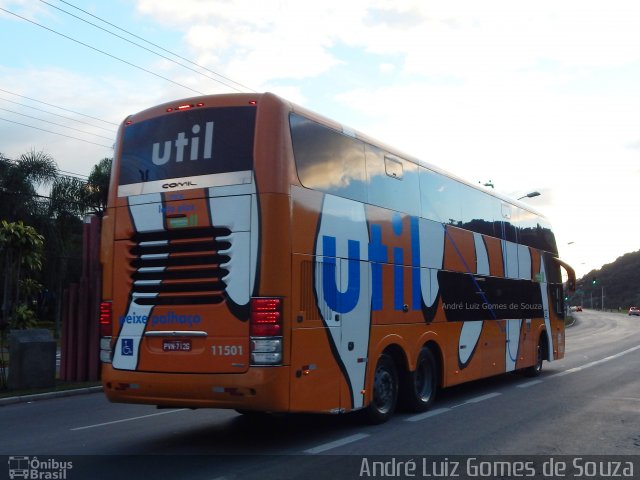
[517,191,541,200]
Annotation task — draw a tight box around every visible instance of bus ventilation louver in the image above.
[129,226,232,306]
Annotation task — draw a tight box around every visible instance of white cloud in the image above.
[3,0,640,277]
[0,65,179,174]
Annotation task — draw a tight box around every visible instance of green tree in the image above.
[41,158,111,332]
[0,150,58,222]
[85,157,112,215]
[0,152,112,337]
[0,220,45,328]
[46,157,111,217]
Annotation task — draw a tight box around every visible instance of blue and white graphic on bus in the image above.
[314,195,370,409]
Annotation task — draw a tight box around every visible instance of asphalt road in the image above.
[1,309,639,479]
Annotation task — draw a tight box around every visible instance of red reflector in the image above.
[196,102,205,107]
[252,311,281,323]
[250,297,282,336]
[252,324,281,336]
[166,108,174,112]
[252,298,281,312]
[249,100,257,105]
[100,301,112,336]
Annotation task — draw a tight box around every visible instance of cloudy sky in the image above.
[1,0,639,278]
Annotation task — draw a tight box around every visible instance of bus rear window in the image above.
[119,107,256,190]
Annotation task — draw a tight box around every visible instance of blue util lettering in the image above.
[332,214,425,313]
[410,216,422,310]
[392,213,405,311]
[322,235,361,314]
[152,121,214,165]
[368,215,423,312]
[368,224,388,311]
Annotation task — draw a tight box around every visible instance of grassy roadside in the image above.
[0,380,101,399]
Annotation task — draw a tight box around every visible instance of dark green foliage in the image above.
[0,151,112,333]
[572,250,640,309]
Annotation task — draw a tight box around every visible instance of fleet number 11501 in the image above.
[211,345,243,356]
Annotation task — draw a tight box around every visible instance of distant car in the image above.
[570,306,582,312]
[629,307,640,316]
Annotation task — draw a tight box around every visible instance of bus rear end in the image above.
[100,94,290,411]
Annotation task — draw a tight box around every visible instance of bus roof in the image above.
[122,91,550,221]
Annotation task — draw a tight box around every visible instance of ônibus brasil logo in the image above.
[152,121,214,165]
[8,456,73,479]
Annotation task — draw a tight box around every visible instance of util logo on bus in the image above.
[152,121,214,165]
[321,216,424,314]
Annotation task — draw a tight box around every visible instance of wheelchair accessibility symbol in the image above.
[121,338,134,356]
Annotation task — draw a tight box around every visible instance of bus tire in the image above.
[362,353,398,424]
[400,347,438,413]
[523,337,546,377]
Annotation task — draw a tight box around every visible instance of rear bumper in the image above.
[102,364,291,411]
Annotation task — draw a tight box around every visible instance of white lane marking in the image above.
[549,344,640,379]
[517,380,543,388]
[464,392,502,404]
[450,391,502,409]
[70,409,188,431]
[409,393,501,422]
[406,346,640,423]
[304,433,370,454]
[406,407,450,422]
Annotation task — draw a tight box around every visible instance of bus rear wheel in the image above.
[523,337,546,377]
[362,353,398,424]
[401,347,438,412]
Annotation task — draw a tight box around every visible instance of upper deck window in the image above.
[119,106,255,188]
[290,113,367,203]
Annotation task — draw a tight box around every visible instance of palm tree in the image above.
[45,157,112,218]
[0,150,58,222]
[0,152,112,337]
[42,158,112,334]
[85,157,112,215]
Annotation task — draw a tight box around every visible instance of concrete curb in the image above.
[0,385,103,407]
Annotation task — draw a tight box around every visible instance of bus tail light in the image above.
[100,301,112,337]
[100,301,113,363]
[250,297,283,365]
[250,297,282,336]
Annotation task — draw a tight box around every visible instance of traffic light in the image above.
[592,277,597,285]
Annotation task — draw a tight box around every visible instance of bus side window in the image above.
[542,253,565,316]
[366,145,420,216]
[460,186,497,237]
[419,167,462,226]
[537,217,558,254]
[290,113,367,202]
[500,203,517,243]
[384,156,403,179]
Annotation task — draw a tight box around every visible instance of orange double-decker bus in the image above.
[100,92,575,423]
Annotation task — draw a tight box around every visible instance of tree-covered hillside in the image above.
[571,250,640,310]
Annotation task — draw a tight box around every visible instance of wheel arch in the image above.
[538,328,550,361]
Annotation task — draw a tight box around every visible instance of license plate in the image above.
[162,339,192,352]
